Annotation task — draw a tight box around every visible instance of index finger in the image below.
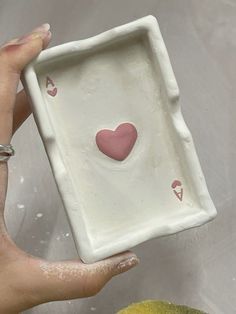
[0,24,51,144]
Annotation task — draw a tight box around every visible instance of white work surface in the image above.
[0,0,235,313]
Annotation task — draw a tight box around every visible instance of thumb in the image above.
[0,24,51,143]
[14,251,139,307]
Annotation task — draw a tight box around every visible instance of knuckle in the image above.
[0,47,19,73]
[0,46,8,60]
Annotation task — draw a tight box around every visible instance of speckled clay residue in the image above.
[117,256,138,271]
[90,306,96,311]
[39,255,138,281]
[39,260,112,281]
[17,204,25,209]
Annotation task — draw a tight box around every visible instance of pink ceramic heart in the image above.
[171,180,182,189]
[96,123,137,161]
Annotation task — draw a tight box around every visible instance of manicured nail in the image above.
[31,23,50,33]
[46,30,52,41]
[116,255,139,273]
[16,23,51,44]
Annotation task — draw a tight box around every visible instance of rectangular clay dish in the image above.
[23,16,217,263]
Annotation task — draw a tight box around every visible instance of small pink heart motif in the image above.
[96,123,137,161]
[47,87,57,97]
[171,180,182,189]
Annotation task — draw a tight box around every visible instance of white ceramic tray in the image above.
[23,16,217,263]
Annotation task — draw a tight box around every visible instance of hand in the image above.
[0,24,139,314]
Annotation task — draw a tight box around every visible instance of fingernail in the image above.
[116,256,139,274]
[46,30,52,41]
[31,23,51,33]
[16,23,51,44]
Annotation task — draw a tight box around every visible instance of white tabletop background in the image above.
[0,0,235,313]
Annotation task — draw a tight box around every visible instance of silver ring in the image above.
[0,144,15,162]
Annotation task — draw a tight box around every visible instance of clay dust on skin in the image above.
[39,255,139,281]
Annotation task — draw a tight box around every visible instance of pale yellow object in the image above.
[117,300,207,314]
